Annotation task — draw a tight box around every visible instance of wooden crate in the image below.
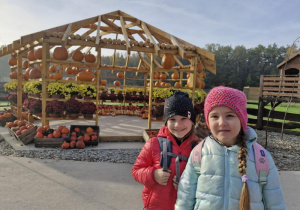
[143,129,159,142]
[69,125,99,146]
[34,138,64,148]
[8,125,37,145]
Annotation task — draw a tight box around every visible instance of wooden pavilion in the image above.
[0,10,216,128]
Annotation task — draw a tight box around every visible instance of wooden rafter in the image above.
[138,52,150,68]
[101,15,121,33]
[61,23,72,47]
[95,15,101,44]
[120,16,131,54]
[141,21,160,55]
[171,35,186,59]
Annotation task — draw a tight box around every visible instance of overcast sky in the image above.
[1,0,299,49]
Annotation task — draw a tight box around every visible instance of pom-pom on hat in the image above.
[164,90,196,125]
[204,86,248,131]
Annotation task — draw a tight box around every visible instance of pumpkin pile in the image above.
[7,120,35,136]
[61,126,98,149]
[35,125,69,139]
[0,112,17,127]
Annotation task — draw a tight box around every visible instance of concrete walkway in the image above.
[0,116,299,209]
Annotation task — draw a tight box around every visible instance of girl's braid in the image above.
[238,132,248,176]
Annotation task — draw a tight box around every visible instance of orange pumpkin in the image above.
[161,54,175,69]
[22,60,29,68]
[66,77,74,81]
[100,80,107,85]
[187,76,201,88]
[34,48,43,59]
[53,130,61,138]
[197,61,203,73]
[8,55,17,66]
[160,74,167,80]
[174,82,181,88]
[29,68,42,79]
[72,67,79,75]
[61,141,70,149]
[65,66,73,75]
[53,47,68,60]
[49,74,55,79]
[53,73,63,80]
[22,73,29,81]
[72,50,84,62]
[155,81,160,86]
[27,50,36,61]
[117,72,124,78]
[76,140,85,149]
[49,65,57,73]
[85,54,96,63]
[77,71,94,81]
[154,73,160,79]
[114,80,121,86]
[164,83,171,87]
[9,72,18,79]
[171,72,179,80]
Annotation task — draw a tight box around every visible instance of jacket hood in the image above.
[245,126,258,148]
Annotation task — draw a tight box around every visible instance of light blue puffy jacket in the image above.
[175,127,286,210]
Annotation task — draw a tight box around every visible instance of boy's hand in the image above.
[173,176,178,189]
[154,169,171,185]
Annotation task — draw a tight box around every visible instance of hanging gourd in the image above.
[8,55,17,66]
[53,47,68,60]
[85,53,96,63]
[72,50,84,62]
[27,50,36,61]
[197,60,203,73]
[29,68,42,79]
[34,48,43,59]
[161,54,175,69]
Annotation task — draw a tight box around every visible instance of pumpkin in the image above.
[197,61,203,73]
[114,80,121,86]
[77,71,94,81]
[86,69,93,74]
[66,77,73,81]
[29,68,42,79]
[154,73,160,79]
[187,76,201,88]
[117,72,124,78]
[85,54,96,63]
[174,82,181,88]
[76,140,85,149]
[22,60,29,68]
[72,67,79,75]
[34,48,43,59]
[25,67,33,78]
[49,74,55,79]
[53,47,68,60]
[154,81,160,86]
[27,50,36,61]
[160,74,167,80]
[171,72,179,79]
[61,127,69,134]
[61,141,70,149]
[53,130,61,138]
[164,83,171,87]
[72,50,84,62]
[65,66,73,75]
[161,54,175,69]
[69,141,76,149]
[22,73,29,81]
[201,71,206,78]
[53,73,63,80]
[8,55,17,66]
[100,80,107,85]
[49,65,57,73]
[9,72,18,79]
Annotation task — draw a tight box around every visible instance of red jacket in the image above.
[132,126,198,210]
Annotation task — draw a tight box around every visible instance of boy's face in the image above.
[208,106,241,146]
[167,115,193,139]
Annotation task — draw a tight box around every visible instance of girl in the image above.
[175,86,286,210]
[132,90,199,210]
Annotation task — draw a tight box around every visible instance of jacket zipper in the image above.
[223,149,229,210]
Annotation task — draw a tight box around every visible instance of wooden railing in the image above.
[259,75,300,102]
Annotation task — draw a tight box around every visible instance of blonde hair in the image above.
[237,131,250,210]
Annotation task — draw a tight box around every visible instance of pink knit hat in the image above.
[204,86,248,131]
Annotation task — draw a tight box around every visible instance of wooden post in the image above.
[42,41,50,126]
[17,52,23,120]
[147,53,154,129]
[257,98,264,130]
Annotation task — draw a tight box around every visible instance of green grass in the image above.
[0,101,10,111]
[247,100,300,132]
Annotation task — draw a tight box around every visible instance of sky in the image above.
[0,0,300,50]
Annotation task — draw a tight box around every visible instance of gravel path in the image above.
[0,129,299,171]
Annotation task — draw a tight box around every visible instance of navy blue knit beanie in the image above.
[164,90,196,125]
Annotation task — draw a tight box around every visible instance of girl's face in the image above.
[167,115,193,139]
[208,106,241,147]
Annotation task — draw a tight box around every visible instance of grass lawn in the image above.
[247,100,300,132]
[0,101,10,111]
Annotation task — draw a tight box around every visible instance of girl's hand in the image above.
[154,169,171,185]
[173,176,178,189]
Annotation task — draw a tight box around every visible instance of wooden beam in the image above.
[95,15,101,44]
[101,15,121,33]
[120,16,131,55]
[138,52,150,68]
[61,23,72,48]
[171,35,186,59]
[141,21,160,56]
[125,54,130,69]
